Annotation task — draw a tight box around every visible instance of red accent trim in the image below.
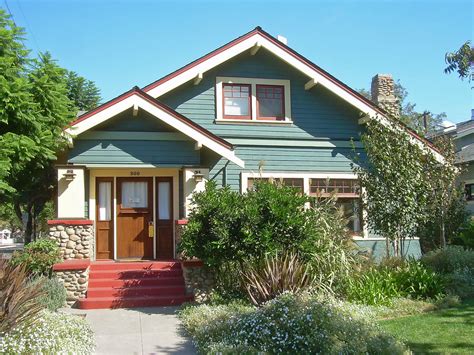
[48,219,94,225]
[175,219,188,225]
[53,259,91,271]
[141,27,441,155]
[67,87,234,151]
[181,260,204,267]
[222,83,252,120]
[256,84,285,121]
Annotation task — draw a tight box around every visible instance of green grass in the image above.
[379,298,474,354]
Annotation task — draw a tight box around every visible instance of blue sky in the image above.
[3,0,473,122]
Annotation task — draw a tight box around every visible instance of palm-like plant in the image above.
[240,252,312,306]
[0,260,45,333]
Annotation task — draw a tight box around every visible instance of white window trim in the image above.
[216,76,292,122]
[241,171,368,238]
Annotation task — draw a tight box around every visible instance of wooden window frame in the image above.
[256,84,285,121]
[96,177,114,222]
[222,83,252,120]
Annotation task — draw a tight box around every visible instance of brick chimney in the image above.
[371,74,400,119]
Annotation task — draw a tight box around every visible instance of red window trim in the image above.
[256,84,285,121]
[222,83,252,120]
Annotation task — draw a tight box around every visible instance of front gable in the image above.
[159,48,363,141]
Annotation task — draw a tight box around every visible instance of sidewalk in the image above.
[64,306,195,355]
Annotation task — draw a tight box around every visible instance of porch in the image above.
[54,166,207,261]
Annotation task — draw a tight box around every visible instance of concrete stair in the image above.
[78,261,193,309]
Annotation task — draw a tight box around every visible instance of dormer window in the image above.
[223,84,251,119]
[216,77,291,123]
[256,85,284,120]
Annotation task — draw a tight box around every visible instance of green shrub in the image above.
[10,238,60,276]
[451,218,474,249]
[445,267,474,299]
[392,261,445,299]
[345,261,445,305]
[179,292,407,354]
[421,246,474,273]
[0,310,94,354]
[179,181,355,295]
[345,267,401,305]
[31,276,67,311]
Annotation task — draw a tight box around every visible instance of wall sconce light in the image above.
[62,169,76,181]
[193,170,204,183]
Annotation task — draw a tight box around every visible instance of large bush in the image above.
[421,246,474,298]
[179,181,354,295]
[421,246,474,273]
[10,238,60,276]
[180,292,407,354]
[0,310,94,354]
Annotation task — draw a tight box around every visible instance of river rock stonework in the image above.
[48,221,94,260]
[182,263,215,303]
[54,267,90,306]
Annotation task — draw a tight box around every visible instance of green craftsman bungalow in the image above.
[52,27,443,270]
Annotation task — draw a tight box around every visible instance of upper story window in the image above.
[223,84,251,119]
[216,77,291,123]
[256,85,284,120]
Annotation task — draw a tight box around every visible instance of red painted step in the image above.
[78,261,193,310]
[88,276,185,288]
[78,295,193,310]
[87,285,186,298]
[88,269,183,280]
[90,261,181,271]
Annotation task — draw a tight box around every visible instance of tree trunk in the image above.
[385,237,390,258]
[24,210,33,245]
[440,214,446,248]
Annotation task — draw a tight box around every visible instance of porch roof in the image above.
[65,87,245,168]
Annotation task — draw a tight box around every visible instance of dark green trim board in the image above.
[84,169,90,219]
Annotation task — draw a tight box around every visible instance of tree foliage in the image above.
[66,70,101,111]
[444,41,474,81]
[353,118,462,256]
[0,10,84,242]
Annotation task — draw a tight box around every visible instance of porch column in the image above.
[182,168,209,217]
[57,165,86,218]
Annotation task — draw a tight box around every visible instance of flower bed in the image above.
[0,310,94,354]
[179,292,407,354]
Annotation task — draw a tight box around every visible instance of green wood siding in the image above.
[68,139,199,166]
[91,108,175,132]
[160,49,363,141]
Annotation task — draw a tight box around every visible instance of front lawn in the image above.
[379,298,474,354]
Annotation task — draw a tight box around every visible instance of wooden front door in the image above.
[96,178,114,259]
[117,177,153,259]
[156,177,174,259]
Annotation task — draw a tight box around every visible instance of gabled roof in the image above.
[66,87,245,167]
[142,26,444,162]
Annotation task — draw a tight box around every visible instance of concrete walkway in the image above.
[65,306,195,355]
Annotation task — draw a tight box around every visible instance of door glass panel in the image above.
[121,182,148,208]
[98,181,111,220]
[158,182,171,220]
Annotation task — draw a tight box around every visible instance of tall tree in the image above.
[0,10,76,243]
[444,41,474,82]
[66,70,101,111]
[352,118,432,257]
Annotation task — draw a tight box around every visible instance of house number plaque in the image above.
[130,171,140,176]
